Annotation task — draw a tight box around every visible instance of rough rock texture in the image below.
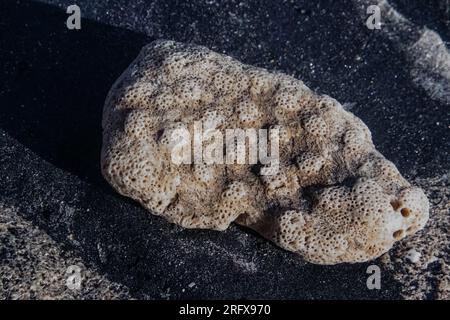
[381,174,450,300]
[101,40,429,265]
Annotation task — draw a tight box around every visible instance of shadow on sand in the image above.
[0,0,403,299]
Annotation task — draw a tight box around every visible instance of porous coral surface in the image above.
[101,40,429,264]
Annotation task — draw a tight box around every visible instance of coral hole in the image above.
[400,208,411,217]
[393,229,404,239]
[390,200,401,211]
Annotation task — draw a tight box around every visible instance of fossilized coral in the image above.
[101,40,429,264]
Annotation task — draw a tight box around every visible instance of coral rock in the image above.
[101,40,429,264]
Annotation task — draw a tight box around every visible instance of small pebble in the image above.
[406,249,421,263]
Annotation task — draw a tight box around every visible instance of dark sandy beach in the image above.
[0,0,448,299]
